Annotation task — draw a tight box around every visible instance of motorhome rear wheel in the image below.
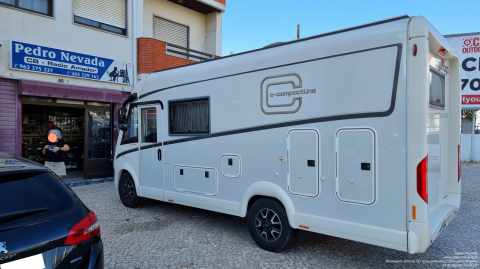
[247,198,297,252]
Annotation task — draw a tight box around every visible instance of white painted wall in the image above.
[205,12,222,56]
[0,1,134,92]
[461,134,471,161]
[461,134,480,161]
[461,110,480,161]
[143,0,208,53]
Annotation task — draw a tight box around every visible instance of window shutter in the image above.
[153,17,188,48]
[74,0,126,29]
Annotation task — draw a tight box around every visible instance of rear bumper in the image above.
[429,205,457,243]
[88,233,104,269]
[408,204,458,254]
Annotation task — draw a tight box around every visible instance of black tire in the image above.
[118,173,142,208]
[247,198,296,252]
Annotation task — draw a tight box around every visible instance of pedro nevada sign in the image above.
[10,41,132,85]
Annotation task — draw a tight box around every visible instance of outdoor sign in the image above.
[10,40,132,85]
[445,34,480,109]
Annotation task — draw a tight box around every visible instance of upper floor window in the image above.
[74,0,126,35]
[154,16,190,59]
[0,0,53,16]
[154,17,188,48]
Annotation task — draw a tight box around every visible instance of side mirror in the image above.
[118,107,128,131]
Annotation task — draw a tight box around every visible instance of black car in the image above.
[0,152,103,269]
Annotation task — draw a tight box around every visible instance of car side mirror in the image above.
[118,107,128,132]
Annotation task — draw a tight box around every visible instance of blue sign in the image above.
[10,40,132,85]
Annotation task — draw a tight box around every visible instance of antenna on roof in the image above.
[297,24,300,39]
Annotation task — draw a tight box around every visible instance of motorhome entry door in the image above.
[139,104,163,200]
[287,129,320,197]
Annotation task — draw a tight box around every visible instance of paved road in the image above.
[71,164,480,269]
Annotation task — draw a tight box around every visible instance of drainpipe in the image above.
[132,0,137,88]
[471,110,476,162]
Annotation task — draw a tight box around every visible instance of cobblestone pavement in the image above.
[71,164,480,269]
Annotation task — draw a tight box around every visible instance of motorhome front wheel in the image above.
[119,173,142,208]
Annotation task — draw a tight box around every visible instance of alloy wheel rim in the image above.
[123,179,135,201]
[255,208,282,242]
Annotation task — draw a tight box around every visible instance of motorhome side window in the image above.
[141,107,157,143]
[169,98,209,135]
[429,68,445,109]
[121,106,138,144]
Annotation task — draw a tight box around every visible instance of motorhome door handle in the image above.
[158,149,162,161]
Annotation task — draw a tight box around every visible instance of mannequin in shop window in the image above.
[42,129,70,179]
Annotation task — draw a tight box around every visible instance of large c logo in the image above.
[260,73,303,115]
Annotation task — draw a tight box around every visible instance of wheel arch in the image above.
[240,181,296,228]
[115,163,140,193]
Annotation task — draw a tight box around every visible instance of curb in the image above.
[64,177,114,187]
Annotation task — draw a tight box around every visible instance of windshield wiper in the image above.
[0,208,48,224]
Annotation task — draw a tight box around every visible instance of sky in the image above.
[221,0,480,56]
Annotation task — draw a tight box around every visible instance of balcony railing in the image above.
[166,43,214,62]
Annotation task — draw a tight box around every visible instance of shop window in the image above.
[87,110,111,159]
[21,96,52,102]
[87,102,110,107]
[21,104,85,168]
[57,99,84,105]
[73,0,127,35]
[0,0,53,16]
[22,104,44,137]
[46,106,71,134]
[141,107,157,143]
[121,106,138,144]
[169,98,209,135]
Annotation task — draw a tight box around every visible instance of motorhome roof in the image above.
[153,14,410,74]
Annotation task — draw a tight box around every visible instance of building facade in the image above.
[0,0,225,179]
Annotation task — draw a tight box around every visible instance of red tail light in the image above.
[65,212,100,246]
[413,44,417,56]
[417,156,428,203]
[458,145,461,182]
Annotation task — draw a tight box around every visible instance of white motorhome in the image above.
[114,15,461,254]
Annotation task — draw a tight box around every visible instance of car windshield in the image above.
[0,171,78,227]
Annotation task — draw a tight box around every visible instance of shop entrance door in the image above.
[84,107,112,179]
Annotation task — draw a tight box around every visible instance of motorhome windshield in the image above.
[121,106,138,144]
